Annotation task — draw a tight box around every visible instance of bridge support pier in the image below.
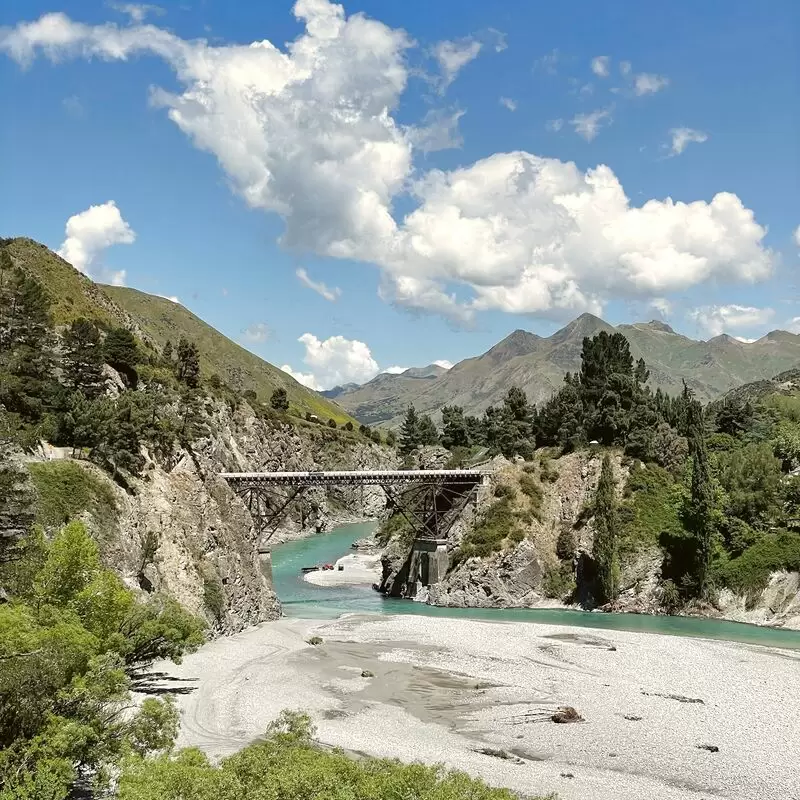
[257,546,273,585]
[409,538,449,587]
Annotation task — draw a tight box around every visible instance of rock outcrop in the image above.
[27,399,397,633]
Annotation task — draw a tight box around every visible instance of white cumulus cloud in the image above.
[689,304,774,338]
[57,200,134,284]
[280,364,320,390]
[499,96,517,111]
[383,365,408,374]
[650,298,672,318]
[284,332,380,390]
[546,118,564,132]
[3,3,776,323]
[591,55,610,77]
[787,317,800,334]
[668,127,708,156]
[634,72,669,96]
[793,226,800,248]
[295,267,341,302]
[432,38,482,91]
[433,359,453,369]
[571,107,613,141]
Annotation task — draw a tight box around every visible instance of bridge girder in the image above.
[222,470,484,543]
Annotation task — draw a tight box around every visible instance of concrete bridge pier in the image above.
[408,537,449,591]
[257,546,273,585]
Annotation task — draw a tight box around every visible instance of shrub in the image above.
[455,498,519,562]
[659,579,682,613]
[202,571,225,621]
[116,709,535,800]
[717,532,800,598]
[542,562,575,600]
[556,528,576,561]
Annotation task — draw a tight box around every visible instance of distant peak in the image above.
[643,319,675,334]
[482,329,541,362]
[550,313,611,342]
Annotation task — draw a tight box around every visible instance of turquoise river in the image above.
[272,521,800,649]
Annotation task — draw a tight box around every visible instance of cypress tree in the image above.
[417,414,439,446]
[592,454,620,605]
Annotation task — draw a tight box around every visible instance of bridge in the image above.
[221,469,487,589]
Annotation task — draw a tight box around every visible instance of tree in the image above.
[175,338,200,389]
[385,430,397,447]
[497,387,534,459]
[441,405,470,449]
[682,396,719,599]
[418,414,439,446]
[270,387,289,412]
[399,406,421,455]
[327,419,337,429]
[0,268,56,421]
[161,340,173,365]
[344,421,354,431]
[103,328,139,387]
[62,318,105,398]
[592,454,620,604]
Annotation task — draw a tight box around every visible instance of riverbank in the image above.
[159,613,800,800]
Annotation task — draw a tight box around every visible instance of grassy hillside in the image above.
[102,285,353,424]
[3,237,128,328]
[4,237,354,425]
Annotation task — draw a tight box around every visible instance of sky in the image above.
[1,0,799,389]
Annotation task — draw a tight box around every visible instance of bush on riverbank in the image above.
[118,710,548,800]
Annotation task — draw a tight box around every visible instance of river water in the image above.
[272,521,800,649]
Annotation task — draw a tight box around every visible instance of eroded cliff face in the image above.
[380,449,800,629]
[424,451,623,608]
[29,400,397,634]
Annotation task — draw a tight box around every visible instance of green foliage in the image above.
[103,327,140,386]
[542,562,575,600]
[717,532,800,598]
[441,405,470,449]
[715,442,783,528]
[176,338,201,389]
[455,497,520,562]
[376,510,415,547]
[117,709,535,800]
[28,460,118,533]
[659,579,682,613]
[592,455,620,603]
[62,318,105,398]
[617,464,682,555]
[0,520,204,793]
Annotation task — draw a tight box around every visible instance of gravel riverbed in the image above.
[157,614,800,800]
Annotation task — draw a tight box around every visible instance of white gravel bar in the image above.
[159,614,800,800]
[303,553,382,586]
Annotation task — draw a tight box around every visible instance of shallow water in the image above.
[271,521,800,649]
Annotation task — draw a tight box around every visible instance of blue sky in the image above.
[1,0,798,389]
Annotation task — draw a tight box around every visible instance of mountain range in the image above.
[328,314,800,427]
[3,238,354,425]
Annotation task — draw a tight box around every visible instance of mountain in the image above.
[4,237,354,425]
[331,313,800,427]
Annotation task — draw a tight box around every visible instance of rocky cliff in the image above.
[378,449,800,629]
[27,399,397,634]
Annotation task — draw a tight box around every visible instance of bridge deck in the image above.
[220,469,485,487]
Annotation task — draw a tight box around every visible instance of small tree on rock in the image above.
[270,387,289,412]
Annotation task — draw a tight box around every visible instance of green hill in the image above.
[4,237,354,425]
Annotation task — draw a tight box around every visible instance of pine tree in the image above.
[162,340,173,365]
[441,405,470,449]
[0,268,56,421]
[176,338,201,389]
[103,328,139,387]
[592,454,620,605]
[63,318,105,398]
[417,414,439,446]
[399,406,421,455]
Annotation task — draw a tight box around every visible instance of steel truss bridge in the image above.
[220,469,486,543]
